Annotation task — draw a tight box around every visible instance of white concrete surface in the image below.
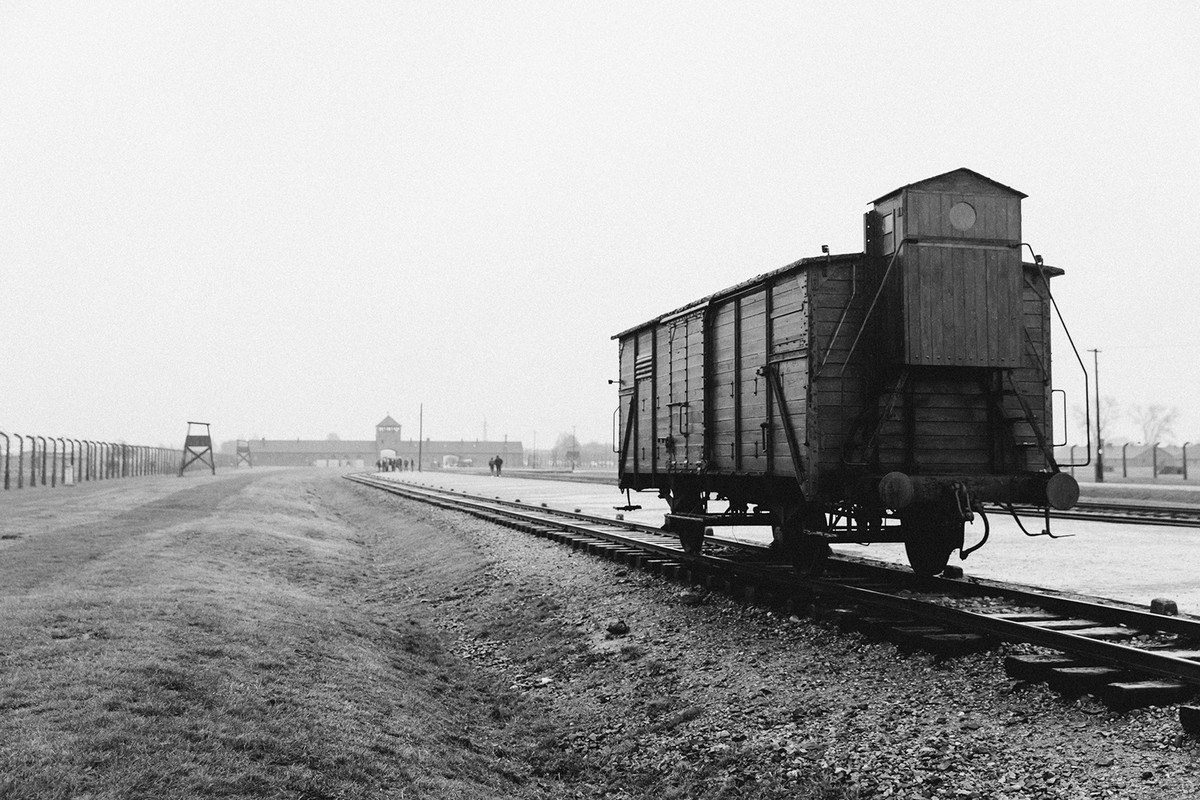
[374,471,1200,617]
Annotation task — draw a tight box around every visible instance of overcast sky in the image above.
[2,2,1198,450]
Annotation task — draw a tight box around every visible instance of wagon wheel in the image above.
[771,504,831,576]
[789,534,832,576]
[901,506,965,577]
[665,482,706,556]
[679,523,705,556]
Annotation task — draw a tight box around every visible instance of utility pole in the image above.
[418,403,423,472]
[1090,349,1104,483]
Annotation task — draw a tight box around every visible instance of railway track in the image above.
[346,472,1200,735]
[1018,500,1200,528]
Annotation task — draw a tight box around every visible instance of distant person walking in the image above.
[493,455,503,476]
[488,457,496,476]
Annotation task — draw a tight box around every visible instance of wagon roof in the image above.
[612,251,1063,339]
[612,252,860,339]
[871,167,1027,204]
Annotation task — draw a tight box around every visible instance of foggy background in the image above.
[3,2,1197,451]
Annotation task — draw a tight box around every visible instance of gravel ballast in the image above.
[411,496,1200,799]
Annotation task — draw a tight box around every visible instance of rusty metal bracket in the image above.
[613,488,642,512]
[960,506,990,560]
[1003,502,1073,539]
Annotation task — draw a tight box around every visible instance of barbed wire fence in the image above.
[0,431,184,490]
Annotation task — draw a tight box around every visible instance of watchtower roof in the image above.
[376,415,400,428]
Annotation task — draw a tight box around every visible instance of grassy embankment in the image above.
[0,472,534,799]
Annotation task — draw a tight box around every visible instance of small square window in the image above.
[881,211,895,254]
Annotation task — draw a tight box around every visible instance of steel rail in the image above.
[348,474,687,558]
[807,582,1200,686]
[999,501,1200,528]
[347,473,1200,690]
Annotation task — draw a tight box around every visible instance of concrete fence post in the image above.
[16,434,25,488]
[33,434,44,484]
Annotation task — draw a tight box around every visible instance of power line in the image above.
[1100,344,1200,351]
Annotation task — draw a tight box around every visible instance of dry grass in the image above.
[0,472,536,799]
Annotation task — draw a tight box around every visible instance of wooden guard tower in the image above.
[236,439,252,468]
[179,421,216,476]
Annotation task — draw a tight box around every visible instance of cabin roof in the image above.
[871,167,1027,204]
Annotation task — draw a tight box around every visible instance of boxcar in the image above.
[613,169,1081,575]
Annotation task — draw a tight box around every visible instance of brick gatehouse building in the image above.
[232,416,523,470]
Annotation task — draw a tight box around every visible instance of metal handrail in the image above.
[1023,243,1089,469]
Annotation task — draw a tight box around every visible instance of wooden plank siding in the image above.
[1006,266,1056,470]
[653,326,671,469]
[904,190,1020,242]
[871,379,994,474]
[767,273,810,478]
[808,261,873,478]
[619,335,638,474]
[671,312,706,466]
[738,291,770,471]
[901,246,1022,367]
[637,328,657,474]
[708,303,737,470]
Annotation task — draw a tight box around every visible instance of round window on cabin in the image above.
[949,201,977,231]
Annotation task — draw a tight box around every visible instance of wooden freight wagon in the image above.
[614,169,1082,575]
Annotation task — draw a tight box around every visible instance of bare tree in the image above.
[552,432,580,467]
[1073,395,1120,440]
[1130,405,1178,444]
